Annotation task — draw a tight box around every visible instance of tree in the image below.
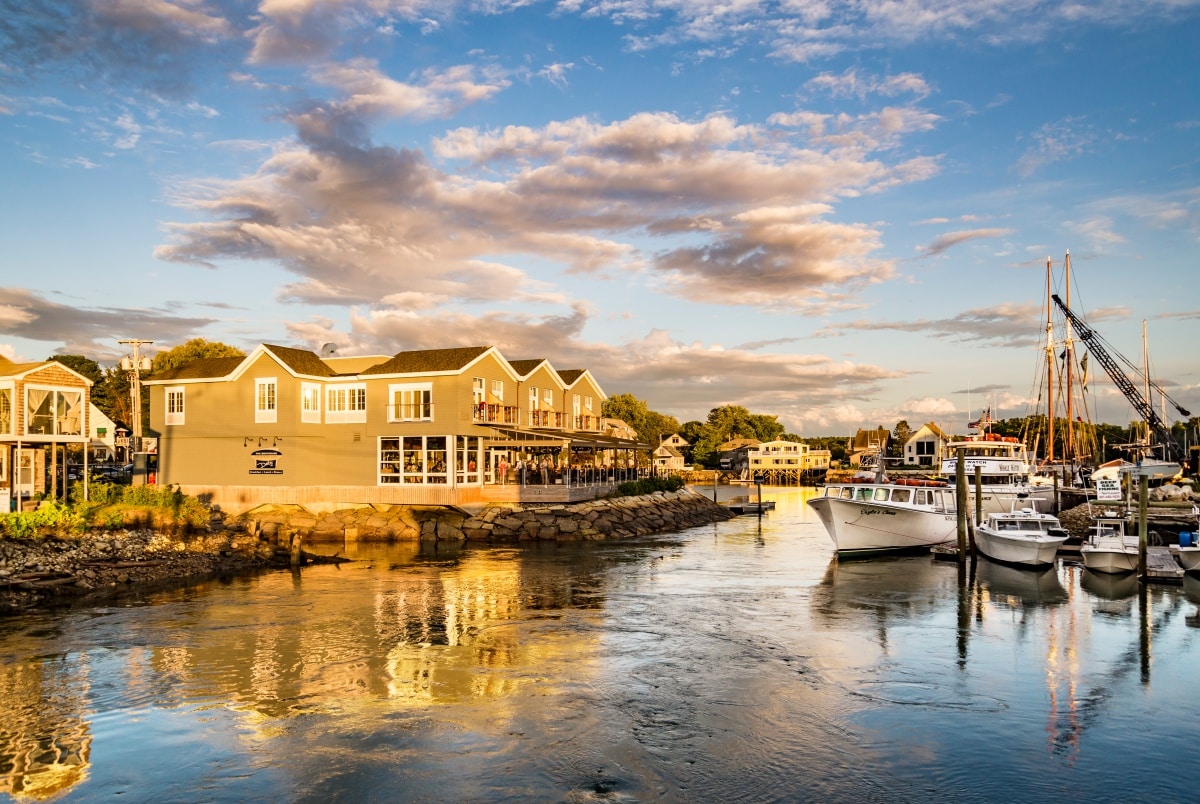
[47,354,104,384]
[891,420,912,457]
[150,338,245,375]
[600,393,681,451]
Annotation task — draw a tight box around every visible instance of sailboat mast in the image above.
[1064,251,1076,463]
[1143,319,1152,453]
[1045,257,1055,463]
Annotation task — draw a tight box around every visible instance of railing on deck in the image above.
[472,403,521,425]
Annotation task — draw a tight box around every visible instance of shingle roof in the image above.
[263,344,336,377]
[555,368,585,384]
[508,359,546,377]
[361,346,491,375]
[151,356,245,381]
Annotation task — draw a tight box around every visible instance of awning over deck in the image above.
[481,425,652,451]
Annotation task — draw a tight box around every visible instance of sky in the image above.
[1,0,1198,437]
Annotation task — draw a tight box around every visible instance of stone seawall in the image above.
[236,489,737,544]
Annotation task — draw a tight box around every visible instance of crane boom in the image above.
[1050,294,1183,463]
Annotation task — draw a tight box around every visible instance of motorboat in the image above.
[807,471,957,556]
[1080,516,1139,574]
[973,507,1069,568]
[1175,529,1200,574]
[940,433,1052,516]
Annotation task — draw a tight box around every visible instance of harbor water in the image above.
[2,487,1199,802]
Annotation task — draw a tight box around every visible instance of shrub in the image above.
[0,502,86,540]
[611,475,685,497]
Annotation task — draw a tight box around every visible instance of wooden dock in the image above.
[725,498,776,515]
[1146,546,1184,584]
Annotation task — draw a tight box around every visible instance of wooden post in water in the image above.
[1137,472,1149,579]
[956,447,968,561]
[974,466,983,525]
[289,530,303,567]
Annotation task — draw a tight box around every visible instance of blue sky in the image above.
[2,0,1197,437]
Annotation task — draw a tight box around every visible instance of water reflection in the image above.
[0,659,91,800]
[973,556,1068,607]
[1,492,1200,801]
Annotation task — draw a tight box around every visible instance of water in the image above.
[1,487,1198,802]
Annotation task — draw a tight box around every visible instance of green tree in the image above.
[600,393,681,452]
[891,420,912,457]
[47,354,104,384]
[691,405,771,467]
[150,338,245,375]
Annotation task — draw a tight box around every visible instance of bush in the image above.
[0,502,86,540]
[0,484,212,539]
[611,475,685,497]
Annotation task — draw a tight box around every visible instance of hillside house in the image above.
[903,422,950,468]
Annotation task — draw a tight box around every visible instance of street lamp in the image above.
[118,339,153,452]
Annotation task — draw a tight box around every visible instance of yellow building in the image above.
[747,440,831,484]
[143,344,641,513]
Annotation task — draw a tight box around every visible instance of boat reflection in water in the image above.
[973,555,1068,607]
[1080,568,1139,601]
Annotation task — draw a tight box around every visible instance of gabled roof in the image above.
[655,444,683,458]
[555,368,585,385]
[718,437,761,452]
[851,427,890,450]
[508,359,548,378]
[361,346,493,376]
[0,356,94,385]
[910,422,949,440]
[262,344,336,377]
[150,356,246,382]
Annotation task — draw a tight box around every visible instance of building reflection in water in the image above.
[0,659,92,800]
[0,542,615,799]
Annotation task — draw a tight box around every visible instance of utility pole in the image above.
[118,340,153,452]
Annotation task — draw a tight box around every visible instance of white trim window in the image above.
[379,435,449,485]
[529,386,539,411]
[0,385,12,435]
[23,386,83,436]
[585,395,593,411]
[301,382,321,424]
[166,387,185,426]
[472,377,485,405]
[255,377,278,423]
[572,394,581,418]
[388,383,433,422]
[542,388,553,407]
[490,379,504,402]
[326,383,367,423]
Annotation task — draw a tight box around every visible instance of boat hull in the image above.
[1177,546,1200,574]
[808,496,957,555]
[975,527,1067,568]
[1081,543,1139,574]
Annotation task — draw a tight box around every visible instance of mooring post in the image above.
[974,466,983,525]
[956,447,968,561]
[1137,472,1149,579]
[290,530,303,567]
[756,479,763,517]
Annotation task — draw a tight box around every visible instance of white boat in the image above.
[974,507,1069,568]
[940,433,1052,516]
[808,474,957,556]
[1175,525,1200,573]
[1176,545,1200,574]
[1080,517,1139,574]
